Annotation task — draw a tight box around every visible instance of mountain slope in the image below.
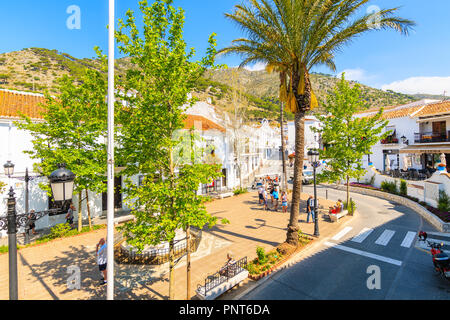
[0,48,421,123]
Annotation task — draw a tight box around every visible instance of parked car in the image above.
[302,170,314,185]
[291,170,314,184]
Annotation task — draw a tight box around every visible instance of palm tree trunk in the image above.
[280,102,288,192]
[85,189,92,230]
[286,111,305,245]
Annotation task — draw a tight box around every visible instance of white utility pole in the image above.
[107,0,115,301]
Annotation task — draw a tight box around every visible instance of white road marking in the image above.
[324,242,402,266]
[331,226,353,241]
[351,228,374,243]
[375,230,396,246]
[400,231,417,248]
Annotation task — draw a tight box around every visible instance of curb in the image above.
[330,184,450,233]
[232,213,356,300]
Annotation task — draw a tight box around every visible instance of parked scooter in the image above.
[418,231,450,281]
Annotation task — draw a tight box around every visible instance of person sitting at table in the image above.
[219,252,236,277]
[329,199,343,214]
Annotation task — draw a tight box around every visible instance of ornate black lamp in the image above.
[401,135,409,145]
[1,163,75,300]
[3,160,14,177]
[49,164,76,202]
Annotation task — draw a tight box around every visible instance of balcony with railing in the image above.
[380,134,399,145]
[414,131,450,144]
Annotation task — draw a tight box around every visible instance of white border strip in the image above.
[351,228,374,243]
[331,226,353,241]
[324,242,402,266]
[400,231,417,248]
[375,230,396,246]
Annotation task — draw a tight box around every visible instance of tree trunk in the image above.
[77,190,82,232]
[286,111,306,246]
[280,102,288,192]
[346,175,350,209]
[186,225,191,300]
[169,239,175,300]
[85,189,92,230]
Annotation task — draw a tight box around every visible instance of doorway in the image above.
[102,176,123,211]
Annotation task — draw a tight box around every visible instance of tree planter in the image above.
[247,238,314,280]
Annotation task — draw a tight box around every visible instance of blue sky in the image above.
[1,0,450,95]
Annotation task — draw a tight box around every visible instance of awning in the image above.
[399,144,450,154]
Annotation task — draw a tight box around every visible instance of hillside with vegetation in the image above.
[0,48,423,123]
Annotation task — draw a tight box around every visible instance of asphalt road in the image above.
[242,185,450,300]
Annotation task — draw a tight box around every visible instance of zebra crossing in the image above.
[329,226,420,249]
[330,226,450,252]
[324,226,433,266]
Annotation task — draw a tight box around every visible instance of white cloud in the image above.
[381,76,450,95]
[339,68,371,82]
[244,62,267,72]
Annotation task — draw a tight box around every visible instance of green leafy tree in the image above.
[219,0,414,246]
[315,74,389,206]
[16,54,108,231]
[115,0,226,300]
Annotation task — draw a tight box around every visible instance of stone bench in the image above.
[218,192,234,199]
[329,210,348,222]
[196,257,248,300]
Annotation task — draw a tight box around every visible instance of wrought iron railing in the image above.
[197,257,247,295]
[380,135,399,144]
[414,131,449,143]
[115,229,202,265]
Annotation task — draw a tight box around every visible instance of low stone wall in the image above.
[332,184,450,233]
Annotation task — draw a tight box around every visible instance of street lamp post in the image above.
[1,163,75,300]
[107,0,116,301]
[307,149,321,237]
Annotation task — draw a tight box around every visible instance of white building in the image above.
[354,99,441,172]
[286,116,322,154]
[0,90,280,234]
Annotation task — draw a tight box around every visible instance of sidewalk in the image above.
[0,190,352,300]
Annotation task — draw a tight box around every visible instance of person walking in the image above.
[306,196,316,224]
[281,192,288,213]
[96,238,107,285]
[262,188,269,211]
[272,187,279,211]
[257,185,264,205]
[27,210,38,235]
[66,204,75,229]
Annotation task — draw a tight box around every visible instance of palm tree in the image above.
[219,0,414,246]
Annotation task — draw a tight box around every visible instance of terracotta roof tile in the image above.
[0,89,46,120]
[183,114,226,133]
[380,105,424,120]
[414,101,450,118]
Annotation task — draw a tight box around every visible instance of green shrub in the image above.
[344,199,357,215]
[256,246,267,264]
[400,180,407,196]
[233,187,248,195]
[438,190,450,212]
[48,223,72,239]
[381,181,398,194]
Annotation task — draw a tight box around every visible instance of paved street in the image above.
[0,169,346,300]
[242,185,450,300]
